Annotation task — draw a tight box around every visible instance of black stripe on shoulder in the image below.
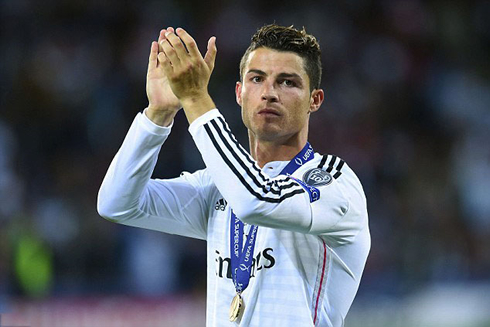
[216,117,293,188]
[318,154,328,169]
[210,119,299,196]
[216,117,268,183]
[204,120,305,203]
[333,159,345,179]
[326,155,337,173]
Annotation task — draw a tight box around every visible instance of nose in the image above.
[261,82,279,102]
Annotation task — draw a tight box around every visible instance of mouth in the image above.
[257,108,281,116]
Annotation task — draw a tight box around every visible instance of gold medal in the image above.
[229,293,244,322]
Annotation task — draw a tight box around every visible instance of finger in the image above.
[165,30,189,61]
[157,52,173,76]
[158,29,167,46]
[175,27,201,59]
[158,28,174,52]
[148,41,158,72]
[161,39,180,66]
[204,36,217,71]
[160,27,182,53]
[158,29,169,53]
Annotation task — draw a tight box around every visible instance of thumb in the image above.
[204,36,217,71]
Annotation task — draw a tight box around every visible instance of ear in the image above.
[235,81,243,106]
[309,89,324,113]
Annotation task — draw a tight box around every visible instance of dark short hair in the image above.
[239,24,322,91]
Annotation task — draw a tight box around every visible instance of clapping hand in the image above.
[158,27,217,124]
[146,28,182,126]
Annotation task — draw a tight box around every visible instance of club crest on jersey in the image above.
[303,168,333,187]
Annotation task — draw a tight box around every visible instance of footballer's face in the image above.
[236,47,323,143]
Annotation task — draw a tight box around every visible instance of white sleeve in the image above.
[309,156,369,243]
[97,110,208,240]
[188,109,369,240]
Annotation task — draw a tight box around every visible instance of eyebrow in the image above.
[277,72,302,79]
[246,69,266,76]
[246,69,302,80]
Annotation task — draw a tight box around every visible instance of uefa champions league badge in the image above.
[303,168,333,187]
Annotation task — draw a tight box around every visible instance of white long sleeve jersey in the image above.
[98,109,370,327]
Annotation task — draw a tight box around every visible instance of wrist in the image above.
[145,107,179,127]
[181,93,216,125]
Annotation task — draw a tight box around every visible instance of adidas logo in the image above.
[214,198,228,211]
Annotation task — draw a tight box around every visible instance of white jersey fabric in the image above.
[98,109,370,327]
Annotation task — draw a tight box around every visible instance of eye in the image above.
[251,76,263,83]
[281,79,295,87]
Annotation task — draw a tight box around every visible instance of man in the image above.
[98,24,370,326]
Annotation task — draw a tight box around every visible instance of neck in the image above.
[249,132,308,168]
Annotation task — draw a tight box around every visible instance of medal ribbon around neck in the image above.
[229,142,315,294]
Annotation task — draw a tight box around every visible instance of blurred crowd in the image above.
[1,0,489,302]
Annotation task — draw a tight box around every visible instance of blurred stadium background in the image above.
[1,0,489,326]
